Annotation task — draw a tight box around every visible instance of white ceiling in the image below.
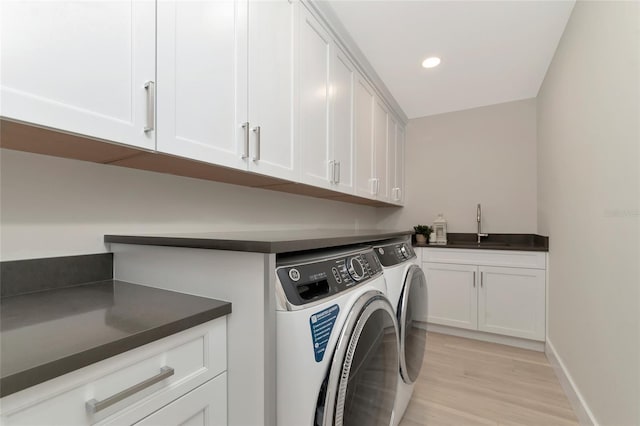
[327,0,575,119]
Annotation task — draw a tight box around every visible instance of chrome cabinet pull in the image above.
[335,161,341,183]
[329,160,335,183]
[144,81,155,132]
[86,366,174,414]
[370,178,379,195]
[481,272,484,288]
[252,126,261,161]
[241,122,250,159]
[473,271,476,288]
[397,188,402,201]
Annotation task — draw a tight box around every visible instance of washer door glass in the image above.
[399,265,428,384]
[322,292,399,426]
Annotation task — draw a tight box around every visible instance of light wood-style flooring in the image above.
[399,332,578,426]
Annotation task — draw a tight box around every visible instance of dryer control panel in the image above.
[276,249,383,307]
[374,241,416,267]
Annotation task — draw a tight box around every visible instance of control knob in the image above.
[347,257,366,282]
[400,245,408,258]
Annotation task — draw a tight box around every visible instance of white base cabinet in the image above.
[0,319,227,426]
[422,248,546,342]
[424,262,478,330]
[478,266,545,340]
[135,374,227,426]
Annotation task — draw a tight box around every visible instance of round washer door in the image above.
[320,290,399,426]
[398,264,428,384]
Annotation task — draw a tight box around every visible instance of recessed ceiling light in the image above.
[422,57,441,68]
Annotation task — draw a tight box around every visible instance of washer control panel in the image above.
[374,241,416,267]
[276,249,383,307]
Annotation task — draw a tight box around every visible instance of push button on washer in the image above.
[288,268,301,282]
[332,267,342,283]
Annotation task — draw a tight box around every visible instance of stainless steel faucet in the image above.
[477,203,488,243]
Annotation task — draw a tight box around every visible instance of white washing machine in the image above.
[276,246,400,426]
[373,239,428,426]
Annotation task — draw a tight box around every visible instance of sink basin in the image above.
[478,242,511,247]
[448,241,511,247]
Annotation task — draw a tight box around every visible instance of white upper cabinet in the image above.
[299,6,332,188]
[388,118,406,205]
[354,75,375,199]
[247,0,298,180]
[299,5,356,194]
[354,75,397,202]
[157,0,247,170]
[158,0,297,180]
[330,46,356,194]
[395,125,406,204]
[373,98,390,202]
[0,0,156,150]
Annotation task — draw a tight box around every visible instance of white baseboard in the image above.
[545,339,598,426]
[426,324,545,352]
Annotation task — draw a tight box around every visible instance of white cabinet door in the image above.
[299,6,332,188]
[1,0,155,150]
[330,46,356,194]
[424,263,478,330]
[387,115,398,203]
[157,0,247,170]
[393,124,406,205]
[135,374,227,426]
[478,266,546,341]
[248,0,298,180]
[354,75,375,199]
[373,98,390,202]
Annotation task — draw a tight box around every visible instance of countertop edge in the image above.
[104,231,413,253]
[414,244,548,252]
[0,301,231,397]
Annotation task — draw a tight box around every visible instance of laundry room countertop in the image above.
[415,233,549,252]
[0,280,231,397]
[105,229,413,254]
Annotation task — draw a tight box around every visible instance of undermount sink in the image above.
[448,241,511,247]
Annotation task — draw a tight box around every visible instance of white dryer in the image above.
[373,239,428,426]
[276,246,399,426]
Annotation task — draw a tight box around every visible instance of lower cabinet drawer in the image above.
[134,373,227,426]
[1,318,227,426]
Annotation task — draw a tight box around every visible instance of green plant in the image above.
[413,225,432,236]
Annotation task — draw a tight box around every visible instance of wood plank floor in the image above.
[399,332,578,426]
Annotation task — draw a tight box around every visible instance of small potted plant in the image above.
[413,225,432,246]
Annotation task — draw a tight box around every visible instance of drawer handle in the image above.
[86,366,174,414]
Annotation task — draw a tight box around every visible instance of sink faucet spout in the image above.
[477,203,488,243]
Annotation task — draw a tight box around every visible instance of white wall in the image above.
[0,149,378,261]
[378,98,538,233]
[537,1,640,424]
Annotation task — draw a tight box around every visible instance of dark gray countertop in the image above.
[0,280,231,397]
[105,229,413,253]
[414,233,549,252]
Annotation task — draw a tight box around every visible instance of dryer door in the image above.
[319,290,399,426]
[398,265,428,384]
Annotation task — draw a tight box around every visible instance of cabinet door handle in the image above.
[473,271,476,288]
[86,366,174,414]
[241,122,250,159]
[252,126,261,161]
[335,161,341,183]
[371,178,379,195]
[481,271,484,288]
[397,188,402,201]
[329,160,335,183]
[143,81,155,132]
